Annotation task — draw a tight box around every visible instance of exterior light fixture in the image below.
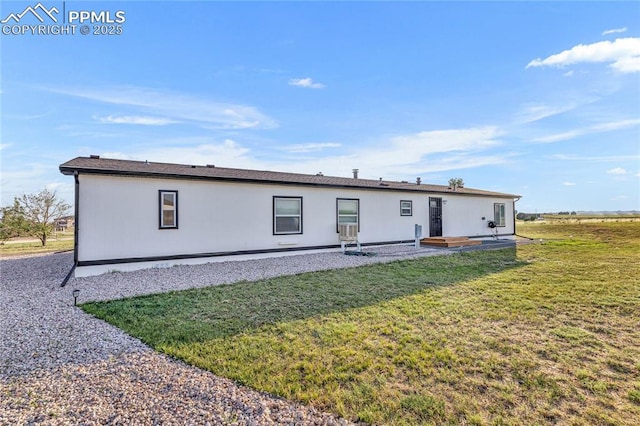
[72,289,80,306]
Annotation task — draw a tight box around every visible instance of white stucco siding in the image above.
[79,174,285,261]
[356,191,424,242]
[440,195,515,237]
[77,174,515,263]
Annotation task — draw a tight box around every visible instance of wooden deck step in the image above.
[420,237,483,248]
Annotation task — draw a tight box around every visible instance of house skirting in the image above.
[73,235,515,277]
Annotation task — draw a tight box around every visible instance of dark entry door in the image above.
[429,197,442,237]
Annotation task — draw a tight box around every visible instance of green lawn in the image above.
[0,237,74,257]
[83,222,640,425]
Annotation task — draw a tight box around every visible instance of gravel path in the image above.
[0,245,447,424]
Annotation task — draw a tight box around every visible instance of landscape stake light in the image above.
[72,289,80,306]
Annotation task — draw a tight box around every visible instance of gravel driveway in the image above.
[0,245,446,424]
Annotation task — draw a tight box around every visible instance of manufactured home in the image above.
[60,156,520,277]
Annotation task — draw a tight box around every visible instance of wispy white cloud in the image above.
[532,118,640,143]
[550,154,640,162]
[268,126,511,180]
[4,111,53,120]
[563,182,576,186]
[280,142,341,153]
[44,182,73,193]
[98,139,259,170]
[94,115,179,126]
[288,77,326,89]
[607,167,627,175]
[563,70,574,77]
[44,86,278,130]
[602,27,627,36]
[0,143,12,151]
[99,126,511,183]
[388,127,500,154]
[515,102,584,124]
[526,37,640,73]
[611,195,628,201]
[0,162,64,204]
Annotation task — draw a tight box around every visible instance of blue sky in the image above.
[1,1,639,213]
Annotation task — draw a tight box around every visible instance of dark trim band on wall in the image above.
[76,232,516,268]
[61,171,81,287]
[73,171,79,265]
[472,233,516,239]
[77,239,416,267]
[513,199,518,234]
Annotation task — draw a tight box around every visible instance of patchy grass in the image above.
[538,214,640,224]
[0,237,74,257]
[83,222,640,425]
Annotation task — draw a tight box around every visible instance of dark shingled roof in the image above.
[59,156,521,199]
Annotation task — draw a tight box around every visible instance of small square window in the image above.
[400,200,412,216]
[159,190,178,229]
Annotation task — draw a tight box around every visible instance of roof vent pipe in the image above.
[206,164,215,168]
[352,169,359,179]
[416,177,421,185]
[89,154,100,159]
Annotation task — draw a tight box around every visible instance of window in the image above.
[159,190,178,229]
[494,203,506,227]
[337,198,359,232]
[274,196,302,234]
[400,200,413,216]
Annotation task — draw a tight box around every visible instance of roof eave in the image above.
[60,164,520,199]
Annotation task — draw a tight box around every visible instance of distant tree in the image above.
[0,200,30,241]
[448,177,464,190]
[516,212,526,220]
[10,189,71,246]
[570,211,577,215]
